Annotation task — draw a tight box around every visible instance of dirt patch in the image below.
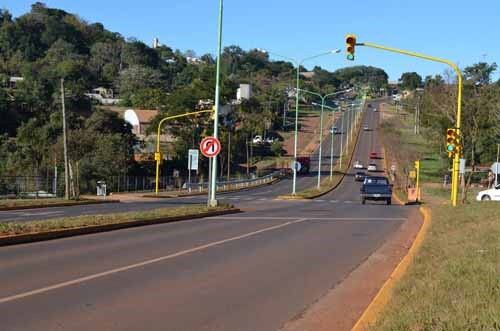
[281,113,339,156]
[280,208,423,331]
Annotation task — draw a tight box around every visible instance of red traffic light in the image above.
[346,35,356,45]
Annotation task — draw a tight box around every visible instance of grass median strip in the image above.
[0,198,115,210]
[0,204,234,237]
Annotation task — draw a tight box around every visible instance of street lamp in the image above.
[209,0,224,207]
[302,88,351,188]
[258,48,341,194]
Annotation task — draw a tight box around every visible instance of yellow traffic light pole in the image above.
[355,40,463,207]
[155,109,214,195]
[415,160,421,202]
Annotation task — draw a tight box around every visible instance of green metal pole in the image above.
[292,65,300,195]
[329,104,335,179]
[317,97,325,189]
[209,0,223,207]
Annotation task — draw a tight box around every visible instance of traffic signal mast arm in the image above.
[350,37,463,207]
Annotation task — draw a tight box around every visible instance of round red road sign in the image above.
[200,136,221,158]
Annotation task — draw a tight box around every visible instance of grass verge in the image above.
[373,102,500,329]
[373,188,500,330]
[0,204,233,236]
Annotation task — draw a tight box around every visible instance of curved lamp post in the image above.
[257,49,341,194]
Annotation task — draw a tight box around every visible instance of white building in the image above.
[236,84,252,101]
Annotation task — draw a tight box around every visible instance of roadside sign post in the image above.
[188,149,199,192]
[200,137,222,205]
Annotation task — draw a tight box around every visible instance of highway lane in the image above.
[0,99,418,331]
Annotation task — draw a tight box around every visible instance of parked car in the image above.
[476,185,500,201]
[355,171,366,182]
[367,163,377,171]
[354,161,364,169]
[252,135,263,144]
[361,176,392,205]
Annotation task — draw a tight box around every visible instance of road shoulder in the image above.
[280,206,422,331]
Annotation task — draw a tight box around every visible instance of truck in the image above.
[295,156,310,174]
[360,176,392,205]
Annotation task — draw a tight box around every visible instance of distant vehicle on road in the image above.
[369,152,378,159]
[476,185,500,201]
[354,161,364,169]
[367,163,377,172]
[295,156,311,174]
[363,125,369,131]
[330,126,338,134]
[367,103,372,108]
[360,176,392,205]
[355,171,366,182]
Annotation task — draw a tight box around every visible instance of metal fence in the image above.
[0,170,285,198]
[0,176,62,198]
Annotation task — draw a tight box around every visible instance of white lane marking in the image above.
[258,198,267,201]
[315,200,325,202]
[344,201,354,204]
[215,216,407,221]
[250,190,272,196]
[0,218,307,305]
[330,200,339,203]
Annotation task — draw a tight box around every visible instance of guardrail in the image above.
[186,170,286,192]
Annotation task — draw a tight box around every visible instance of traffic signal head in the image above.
[446,128,459,157]
[345,34,356,61]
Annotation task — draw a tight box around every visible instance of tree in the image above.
[399,72,423,90]
[115,65,164,100]
[463,62,497,86]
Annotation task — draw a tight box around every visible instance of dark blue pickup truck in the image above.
[360,176,392,205]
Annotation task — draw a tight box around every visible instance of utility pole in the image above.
[60,78,70,200]
[227,130,231,181]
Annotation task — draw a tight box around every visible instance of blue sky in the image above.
[3,0,500,81]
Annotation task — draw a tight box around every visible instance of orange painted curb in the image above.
[351,206,431,331]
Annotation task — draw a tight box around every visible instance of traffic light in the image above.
[414,160,420,170]
[345,34,356,61]
[446,128,459,157]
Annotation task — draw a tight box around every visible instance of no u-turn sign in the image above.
[200,137,221,158]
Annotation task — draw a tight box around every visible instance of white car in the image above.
[476,185,500,201]
[354,161,363,169]
[252,135,263,144]
[367,163,377,171]
[363,125,369,131]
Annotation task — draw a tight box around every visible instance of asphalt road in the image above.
[0,99,417,331]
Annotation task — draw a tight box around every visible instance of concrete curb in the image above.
[277,108,367,201]
[351,206,431,331]
[0,199,120,212]
[143,177,282,199]
[0,208,241,247]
